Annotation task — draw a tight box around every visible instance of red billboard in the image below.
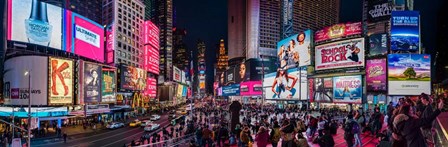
[144,78,157,98]
[314,22,362,43]
[143,21,160,74]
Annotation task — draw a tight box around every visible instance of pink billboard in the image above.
[105,24,115,65]
[144,78,157,98]
[314,22,362,43]
[64,11,104,62]
[240,81,262,96]
[144,21,159,48]
[143,21,160,74]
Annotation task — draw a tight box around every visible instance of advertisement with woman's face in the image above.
[84,62,101,103]
[235,62,249,83]
[276,30,312,69]
[263,68,301,100]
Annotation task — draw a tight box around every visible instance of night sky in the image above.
[173,0,442,93]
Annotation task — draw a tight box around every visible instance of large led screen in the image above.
[314,22,362,43]
[143,21,160,75]
[312,78,333,103]
[120,65,147,91]
[144,78,157,98]
[367,0,392,23]
[369,33,388,56]
[366,59,387,92]
[315,38,365,71]
[388,54,431,95]
[222,84,240,96]
[277,30,312,69]
[8,0,62,49]
[48,57,74,105]
[101,69,116,103]
[64,11,104,62]
[83,62,102,103]
[333,75,362,104]
[391,11,420,51]
[3,56,48,105]
[263,68,307,100]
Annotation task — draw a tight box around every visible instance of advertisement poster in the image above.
[235,62,250,83]
[120,65,147,91]
[369,33,388,56]
[247,59,277,81]
[101,69,116,103]
[8,0,62,49]
[333,75,362,104]
[144,78,157,98]
[217,87,222,96]
[176,85,183,98]
[222,84,240,96]
[315,38,365,70]
[105,24,115,65]
[225,67,236,85]
[313,78,333,102]
[263,68,305,100]
[314,22,362,42]
[64,11,104,62]
[391,11,420,51]
[173,66,181,82]
[49,57,74,105]
[367,0,392,22]
[240,81,262,96]
[308,79,314,102]
[83,62,102,103]
[277,30,312,69]
[3,56,48,105]
[388,54,431,95]
[366,59,387,92]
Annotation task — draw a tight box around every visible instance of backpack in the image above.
[352,122,360,134]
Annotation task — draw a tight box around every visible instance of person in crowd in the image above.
[269,121,281,147]
[240,127,250,147]
[255,126,269,147]
[344,114,356,147]
[317,117,326,137]
[369,107,383,137]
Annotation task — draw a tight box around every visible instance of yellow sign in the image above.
[176,85,183,98]
[49,57,74,105]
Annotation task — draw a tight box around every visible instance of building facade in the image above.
[216,39,229,74]
[173,28,189,70]
[292,0,340,32]
[228,0,247,61]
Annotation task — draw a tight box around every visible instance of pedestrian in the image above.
[240,127,250,147]
[254,126,269,147]
[63,132,67,143]
[344,114,355,147]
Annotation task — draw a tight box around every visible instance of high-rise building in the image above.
[228,0,246,61]
[64,0,103,24]
[103,0,145,68]
[197,40,206,96]
[292,0,340,32]
[173,28,189,70]
[143,0,157,21]
[216,39,228,74]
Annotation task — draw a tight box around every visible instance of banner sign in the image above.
[333,75,362,104]
[391,11,420,51]
[222,84,240,96]
[312,78,333,102]
[314,22,362,43]
[367,0,392,23]
[315,38,365,71]
[277,30,312,69]
[48,57,74,105]
[369,33,388,56]
[83,62,101,103]
[366,59,387,92]
[120,65,147,91]
[173,66,181,82]
[240,81,262,96]
[86,104,110,114]
[101,69,116,103]
[388,54,431,95]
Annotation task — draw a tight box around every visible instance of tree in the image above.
[403,67,417,79]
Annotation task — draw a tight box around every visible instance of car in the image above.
[150,115,161,121]
[107,122,124,129]
[140,120,153,127]
[169,111,176,119]
[129,119,141,127]
[144,123,160,132]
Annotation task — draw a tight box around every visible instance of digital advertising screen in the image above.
[277,30,312,69]
[333,75,362,104]
[314,22,362,43]
[83,62,102,103]
[176,85,183,98]
[235,62,250,84]
[366,59,387,92]
[240,81,262,96]
[315,38,365,71]
[369,33,388,56]
[173,66,181,82]
[48,57,74,105]
[3,56,48,105]
[64,11,104,62]
[101,69,116,103]
[391,11,420,51]
[225,67,236,85]
[106,24,115,65]
[263,68,306,100]
[247,59,277,81]
[144,42,159,75]
[8,0,62,49]
[312,78,333,103]
[367,0,392,23]
[388,54,431,95]
[144,77,157,98]
[222,84,240,96]
[120,65,147,91]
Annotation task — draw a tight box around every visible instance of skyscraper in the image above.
[173,28,189,70]
[197,40,206,96]
[228,0,247,63]
[64,0,103,24]
[292,0,340,32]
[216,39,229,74]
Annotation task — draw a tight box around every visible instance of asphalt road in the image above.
[31,114,170,147]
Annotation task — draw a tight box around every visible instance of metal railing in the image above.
[126,133,195,147]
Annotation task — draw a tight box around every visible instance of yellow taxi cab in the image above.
[180,110,187,115]
[129,119,141,127]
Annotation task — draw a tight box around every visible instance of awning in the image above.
[38,116,76,121]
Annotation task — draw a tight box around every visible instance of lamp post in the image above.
[24,70,31,147]
[260,55,265,111]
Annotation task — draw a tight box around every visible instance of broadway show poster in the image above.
[313,78,333,103]
[120,65,147,91]
[102,69,116,103]
[276,30,312,69]
[391,11,420,51]
[366,59,387,92]
[369,33,388,56]
[49,57,74,105]
[315,38,365,71]
[83,62,101,103]
[333,75,362,104]
[388,54,431,95]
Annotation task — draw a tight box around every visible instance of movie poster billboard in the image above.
[333,75,362,104]
[388,54,431,95]
[263,68,306,100]
[120,65,147,91]
[313,78,333,102]
[367,0,392,23]
[101,69,116,103]
[391,11,420,51]
[314,22,362,43]
[277,30,312,69]
[8,0,62,49]
[315,38,365,71]
[369,33,388,56]
[366,59,387,92]
[49,57,74,105]
[83,62,102,103]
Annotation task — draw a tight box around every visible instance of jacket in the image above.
[255,130,270,147]
[394,109,441,147]
[240,131,250,143]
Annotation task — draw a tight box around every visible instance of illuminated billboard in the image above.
[366,59,387,92]
[105,24,115,65]
[315,38,365,71]
[101,69,116,103]
[7,0,62,49]
[48,57,74,105]
[64,11,104,62]
[3,56,48,105]
[388,54,431,95]
[333,75,362,104]
[263,67,307,100]
[144,77,157,98]
[120,65,147,91]
[173,66,181,82]
[367,0,392,23]
[391,11,420,51]
[143,21,160,74]
[277,30,312,69]
[240,81,262,96]
[311,78,333,103]
[82,62,102,103]
[314,22,362,43]
[368,33,388,56]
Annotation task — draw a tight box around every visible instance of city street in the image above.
[31,114,170,147]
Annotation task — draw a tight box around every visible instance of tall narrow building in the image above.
[292,0,340,32]
[173,28,189,70]
[196,40,207,96]
[216,39,229,74]
[228,0,247,65]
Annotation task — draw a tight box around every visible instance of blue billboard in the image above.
[222,84,240,96]
[390,11,419,51]
[333,75,362,104]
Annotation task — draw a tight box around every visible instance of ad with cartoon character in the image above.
[315,38,365,71]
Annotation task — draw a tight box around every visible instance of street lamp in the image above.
[24,70,31,147]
